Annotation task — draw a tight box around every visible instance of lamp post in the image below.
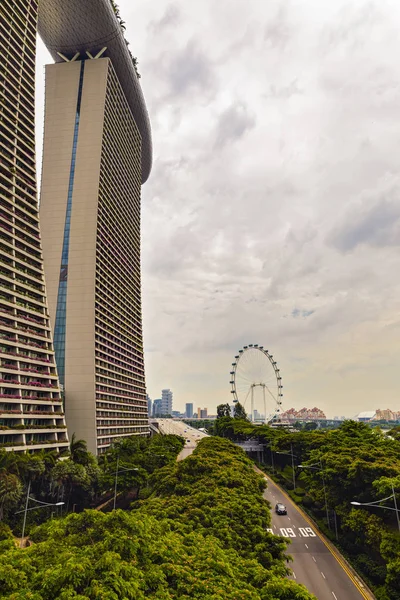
[351,484,400,533]
[298,458,330,530]
[113,456,139,510]
[276,444,297,490]
[16,481,65,548]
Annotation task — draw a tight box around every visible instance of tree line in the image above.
[213,409,400,600]
[0,436,316,599]
[0,432,185,536]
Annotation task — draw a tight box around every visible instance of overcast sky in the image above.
[36,0,400,417]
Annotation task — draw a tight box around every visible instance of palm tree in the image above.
[69,433,89,465]
[0,472,22,521]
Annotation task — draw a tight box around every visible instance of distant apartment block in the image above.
[281,407,327,421]
[152,399,161,417]
[185,403,193,418]
[161,389,173,415]
[0,0,68,452]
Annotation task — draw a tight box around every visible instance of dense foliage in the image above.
[0,434,184,534]
[0,437,315,600]
[214,414,400,600]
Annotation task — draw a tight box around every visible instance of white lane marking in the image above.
[273,525,277,529]
[288,517,291,521]
[267,528,274,534]
[312,556,316,562]
[332,593,338,600]
[305,543,309,549]
[292,571,296,579]
[321,572,326,579]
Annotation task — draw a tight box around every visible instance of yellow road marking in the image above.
[265,476,372,600]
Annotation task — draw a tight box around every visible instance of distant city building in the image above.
[161,389,173,415]
[355,409,400,422]
[200,408,208,419]
[354,411,376,422]
[153,399,161,417]
[171,410,181,417]
[185,403,194,418]
[374,408,398,421]
[147,395,152,418]
[280,407,327,421]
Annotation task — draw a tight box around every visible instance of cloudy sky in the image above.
[36,0,400,417]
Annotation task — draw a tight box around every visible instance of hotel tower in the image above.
[0,0,68,451]
[0,0,152,454]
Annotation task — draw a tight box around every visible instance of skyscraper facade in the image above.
[152,399,161,417]
[0,0,68,451]
[185,403,193,418]
[161,389,173,416]
[36,0,153,454]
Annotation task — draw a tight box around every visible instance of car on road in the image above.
[187,439,191,442]
[275,503,287,515]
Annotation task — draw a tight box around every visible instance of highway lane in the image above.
[264,475,372,600]
[153,423,372,599]
[154,419,208,460]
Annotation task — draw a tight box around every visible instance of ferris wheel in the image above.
[230,344,283,423]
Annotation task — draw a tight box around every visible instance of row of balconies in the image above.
[0,347,52,363]
[0,187,38,223]
[0,255,44,288]
[95,238,141,299]
[0,405,63,415]
[0,233,43,271]
[0,380,59,391]
[97,428,149,444]
[0,435,68,450]
[0,319,46,338]
[0,118,36,169]
[95,342,143,372]
[95,314,142,354]
[96,399,147,410]
[96,377,143,393]
[0,396,61,405]
[95,279,141,329]
[0,209,40,248]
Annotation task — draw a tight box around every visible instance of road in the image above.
[154,419,208,460]
[264,475,372,600]
[153,421,372,599]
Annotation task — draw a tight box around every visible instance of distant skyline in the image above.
[36,0,400,417]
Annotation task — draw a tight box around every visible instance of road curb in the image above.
[257,467,376,600]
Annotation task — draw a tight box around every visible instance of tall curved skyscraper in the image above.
[0,0,68,451]
[38,0,152,454]
[0,0,152,454]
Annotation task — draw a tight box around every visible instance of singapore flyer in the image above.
[230,344,283,423]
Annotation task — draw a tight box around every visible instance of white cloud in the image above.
[36,0,400,416]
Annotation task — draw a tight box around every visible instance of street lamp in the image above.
[16,481,65,548]
[276,444,297,490]
[298,458,330,530]
[351,484,400,533]
[113,456,139,510]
